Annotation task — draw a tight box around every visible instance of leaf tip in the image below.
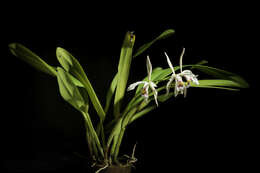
[8,43,18,56]
[56,47,73,71]
[8,43,16,49]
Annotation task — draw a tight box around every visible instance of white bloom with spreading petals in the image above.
[165,48,199,97]
[127,56,158,106]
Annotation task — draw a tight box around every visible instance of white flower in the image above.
[165,48,199,97]
[127,56,158,106]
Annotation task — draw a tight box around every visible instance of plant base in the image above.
[93,165,131,173]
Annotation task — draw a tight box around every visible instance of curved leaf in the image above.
[196,79,242,88]
[192,65,249,88]
[9,43,57,76]
[133,29,175,58]
[128,105,157,124]
[190,79,241,91]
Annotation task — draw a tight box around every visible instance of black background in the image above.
[1,2,257,173]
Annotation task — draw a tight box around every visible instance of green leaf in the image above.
[104,73,118,113]
[56,67,85,110]
[192,65,249,88]
[56,47,106,120]
[157,92,174,102]
[108,118,123,156]
[113,107,137,160]
[9,43,57,76]
[8,43,85,88]
[57,67,103,157]
[128,105,157,124]
[81,112,104,158]
[189,79,241,91]
[190,84,239,91]
[133,29,175,58]
[114,31,135,117]
[196,79,242,88]
[193,60,208,66]
[67,72,84,87]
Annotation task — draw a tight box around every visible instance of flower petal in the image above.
[174,80,179,97]
[146,56,153,81]
[166,74,175,95]
[192,77,199,85]
[150,81,157,88]
[182,70,199,85]
[164,52,175,74]
[179,48,185,72]
[181,70,193,76]
[153,89,158,106]
[127,81,146,91]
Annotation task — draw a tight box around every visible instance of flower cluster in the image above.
[127,56,158,106]
[127,48,199,106]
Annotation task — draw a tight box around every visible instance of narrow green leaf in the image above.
[196,79,242,88]
[104,73,118,113]
[190,84,239,91]
[108,118,123,156]
[83,120,97,158]
[129,105,157,124]
[114,31,135,117]
[56,47,106,120]
[8,43,85,88]
[133,29,175,58]
[189,79,242,91]
[113,107,137,160]
[157,92,174,102]
[81,112,104,158]
[193,60,208,66]
[9,43,57,76]
[192,65,249,88]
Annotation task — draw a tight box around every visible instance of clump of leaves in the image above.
[9,29,248,170]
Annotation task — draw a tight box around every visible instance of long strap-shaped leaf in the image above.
[133,29,175,58]
[56,48,106,120]
[191,65,249,88]
[104,73,118,113]
[9,43,57,76]
[81,111,104,158]
[9,43,84,88]
[113,107,138,160]
[128,105,157,125]
[113,32,135,117]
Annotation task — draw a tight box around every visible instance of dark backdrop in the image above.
[1,2,256,173]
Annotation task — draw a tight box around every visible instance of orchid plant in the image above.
[9,29,249,172]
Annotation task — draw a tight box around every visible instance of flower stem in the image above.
[113,108,137,161]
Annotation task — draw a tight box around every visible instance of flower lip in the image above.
[181,70,199,85]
